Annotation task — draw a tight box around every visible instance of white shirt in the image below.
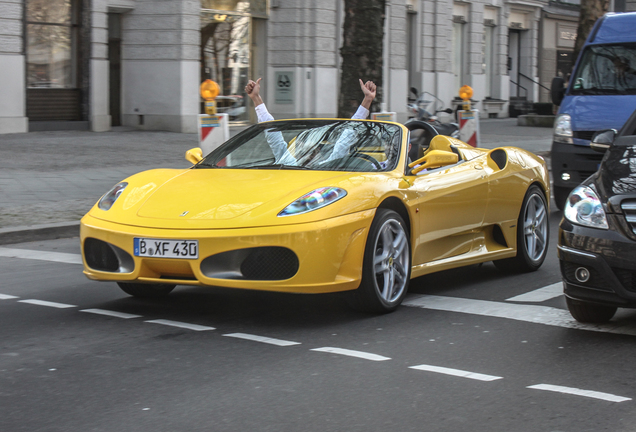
[254,103,370,166]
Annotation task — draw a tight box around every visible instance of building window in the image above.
[483,25,494,97]
[26,0,78,89]
[452,20,465,90]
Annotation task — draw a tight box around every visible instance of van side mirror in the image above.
[185,147,203,164]
[551,77,565,106]
[590,129,617,152]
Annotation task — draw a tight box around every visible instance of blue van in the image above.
[551,12,636,210]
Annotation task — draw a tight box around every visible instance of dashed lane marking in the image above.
[18,299,76,308]
[80,309,142,319]
[145,319,215,331]
[506,282,563,302]
[409,364,503,381]
[0,294,19,300]
[528,383,631,403]
[310,347,391,361]
[0,247,82,265]
[223,333,301,346]
[403,294,636,336]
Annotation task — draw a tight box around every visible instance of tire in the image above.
[117,282,176,299]
[553,186,570,211]
[494,185,549,273]
[565,297,617,323]
[347,209,411,313]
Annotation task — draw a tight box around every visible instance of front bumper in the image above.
[558,216,636,307]
[80,209,376,294]
[551,141,604,189]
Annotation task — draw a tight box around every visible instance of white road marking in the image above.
[310,347,391,361]
[18,299,76,308]
[223,333,301,346]
[0,247,82,265]
[145,319,215,331]
[528,384,632,403]
[403,294,636,336]
[409,364,503,381]
[80,309,142,319]
[0,294,19,300]
[506,282,563,302]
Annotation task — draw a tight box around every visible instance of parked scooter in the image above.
[406,88,459,138]
[405,87,459,160]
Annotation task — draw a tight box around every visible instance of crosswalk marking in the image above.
[310,347,391,361]
[528,384,631,403]
[409,364,503,381]
[506,282,563,302]
[18,299,76,308]
[223,333,301,346]
[403,294,636,336]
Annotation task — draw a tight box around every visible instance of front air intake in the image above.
[201,247,299,280]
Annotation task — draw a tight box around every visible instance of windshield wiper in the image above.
[248,164,311,170]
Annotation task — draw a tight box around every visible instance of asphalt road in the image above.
[2,210,636,432]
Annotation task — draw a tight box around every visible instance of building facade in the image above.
[3,0,592,135]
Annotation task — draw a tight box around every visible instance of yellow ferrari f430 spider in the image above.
[80,118,550,313]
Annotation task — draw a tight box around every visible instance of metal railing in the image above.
[519,72,550,92]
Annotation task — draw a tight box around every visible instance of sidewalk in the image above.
[0,118,552,244]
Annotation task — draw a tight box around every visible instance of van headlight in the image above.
[564,185,608,229]
[554,114,573,144]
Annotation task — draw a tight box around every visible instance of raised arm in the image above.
[351,79,376,120]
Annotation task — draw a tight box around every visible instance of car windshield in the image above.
[570,43,636,95]
[196,119,403,172]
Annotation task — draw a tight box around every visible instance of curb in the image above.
[0,221,80,245]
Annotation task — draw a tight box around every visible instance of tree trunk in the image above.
[338,0,386,118]
[572,0,609,62]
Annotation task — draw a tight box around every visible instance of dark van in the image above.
[551,12,636,210]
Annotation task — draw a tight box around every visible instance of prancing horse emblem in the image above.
[179,211,189,217]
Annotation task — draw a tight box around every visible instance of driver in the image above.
[245,77,376,166]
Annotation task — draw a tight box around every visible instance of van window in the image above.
[570,43,636,94]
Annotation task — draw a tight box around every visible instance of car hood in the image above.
[560,95,636,132]
[597,141,636,198]
[88,168,392,229]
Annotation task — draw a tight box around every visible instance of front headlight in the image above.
[564,185,608,229]
[98,182,128,211]
[554,114,573,144]
[278,187,347,217]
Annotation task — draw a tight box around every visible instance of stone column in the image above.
[91,0,111,131]
[121,0,200,132]
[0,0,28,134]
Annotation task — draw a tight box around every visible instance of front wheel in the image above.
[494,185,549,273]
[117,282,176,299]
[347,209,411,313]
[565,297,617,323]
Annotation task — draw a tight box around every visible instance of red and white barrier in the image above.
[198,113,229,155]
[458,109,480,147]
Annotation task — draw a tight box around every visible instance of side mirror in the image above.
[408,150,458,174]
[410,87,418,97]
[185,147,203,164]
[551,77,565,106]
[590,129,617,152]
[442,108,453,114]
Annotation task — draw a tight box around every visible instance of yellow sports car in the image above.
[80,118,550,313]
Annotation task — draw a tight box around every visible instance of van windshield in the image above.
[570,43,636,95]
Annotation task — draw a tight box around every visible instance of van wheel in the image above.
[566,297,617,323]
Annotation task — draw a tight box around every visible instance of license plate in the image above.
[134,238,198,259]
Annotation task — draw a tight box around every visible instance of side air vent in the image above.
[489,149,508,170]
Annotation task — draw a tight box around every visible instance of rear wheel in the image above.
[347,209,411,313]
[565,297,617,323]
[494,185,549,273]
[117,282,175,299]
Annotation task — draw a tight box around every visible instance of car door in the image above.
[406,155,489,266]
